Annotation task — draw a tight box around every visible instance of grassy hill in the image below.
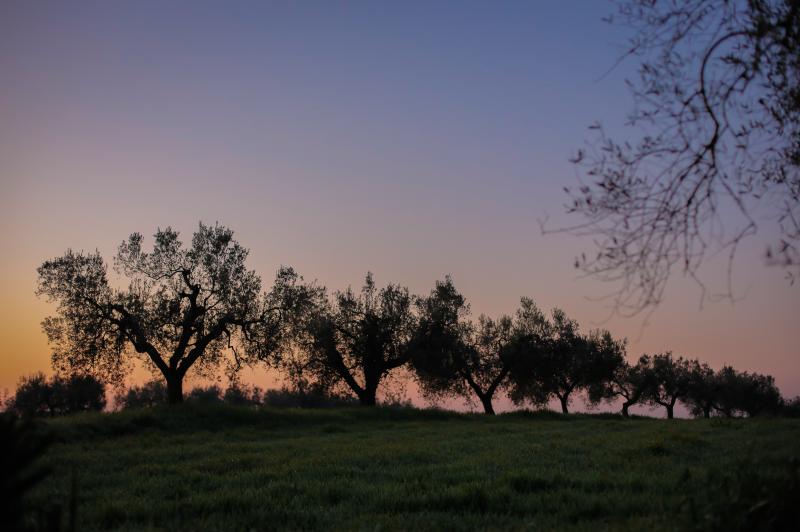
[27,404,800,531]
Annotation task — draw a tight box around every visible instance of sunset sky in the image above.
[1,1,797,410]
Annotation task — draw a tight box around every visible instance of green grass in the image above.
[29,404,800,531]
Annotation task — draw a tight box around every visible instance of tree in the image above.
[114,380,168,410]
[37,223,313,404]
[683,360,719,418]
[588,354,651,417]
[293,273,417,406]
[223,382,263,406]
[643,353,692,419]
[10,373,106,416]
[563,0,799,314]
[715,367,783,417]
[411,277,515,415]
[61,374,106,413]
[509,304,626,414]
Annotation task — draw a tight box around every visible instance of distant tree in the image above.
[9,373,54,417]
[37,223,315,404]
[223,382,263,406]
[509,305,626,414]
[588,354,650,417]
[683,360,720,418]
[291,273,417,406]
[10,372,105,416]
[715,368,783,417]
[783,396,800,417]
[186,385,223,403]
[563,0,800,314]
[411,278,516,415]
[642,353,692,419]
[114,380,168,410]
[714,365,744,417]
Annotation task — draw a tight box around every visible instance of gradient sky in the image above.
[1,1,798,411]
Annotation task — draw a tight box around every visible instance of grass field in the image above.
[28,404,800,531]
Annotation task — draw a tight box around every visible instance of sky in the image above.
[1,1,798,412]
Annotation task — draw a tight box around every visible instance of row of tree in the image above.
[31,224,794,417]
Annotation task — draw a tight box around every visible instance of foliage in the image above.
[411,277,515,415]
[36,223,317,403]
[565,0,800,314]
[714,366,783,417]
[186,385,223,403]
[642,353,692,419]
[222,382,263,406]
[262,387,358,409]
[9,373,106,417]
[588,354,653,416]
[508,303,626,414]
[289,272,418,406]
[113,380,168,410]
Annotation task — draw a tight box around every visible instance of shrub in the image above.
[114,380,168,410]
[10,373,106,416]
[186,385,223,403]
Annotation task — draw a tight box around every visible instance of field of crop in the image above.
[28,404,800,531]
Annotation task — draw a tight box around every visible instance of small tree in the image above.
[588,354,650,417]
[186,385,223,403]
[715,368,783,417]
[412,278,516,415]
[643,353,692,419]
[509,304,625,414]
[293,273,417,406]
[223,382,263,406]
[37,223,313,404]
[114,380,168,410]
[10,373,105,416]
[683,361,719,418]
[9,373,56,417]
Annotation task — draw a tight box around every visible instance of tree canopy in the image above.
[412,277,515,415]
[37,223,313,403]
[290,273,417,406]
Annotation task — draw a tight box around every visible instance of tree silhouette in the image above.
[642,353,692,419]
[588,354,651,417]
[563,0,799,314]
[509,304,626,414]
[292,273,417,406]
[37,223,313,404]
[10,373,105,416]
[715,366,783,417]
[683,360,720,418]
[411,277,515,415]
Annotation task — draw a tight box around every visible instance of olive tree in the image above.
[37,223,311,404]
[411,278,516,415]
[509,304,626,414]
[292,273,417,406]
[588,354,650,417]
[643,353,692,419]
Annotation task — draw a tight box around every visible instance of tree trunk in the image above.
[559,395,569,414]
[166,373,184,404]
[359,386,377,406]
[703,407,711,418]
[479,394,495,415]
[666,404,674,419]
[621,402,630,417]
